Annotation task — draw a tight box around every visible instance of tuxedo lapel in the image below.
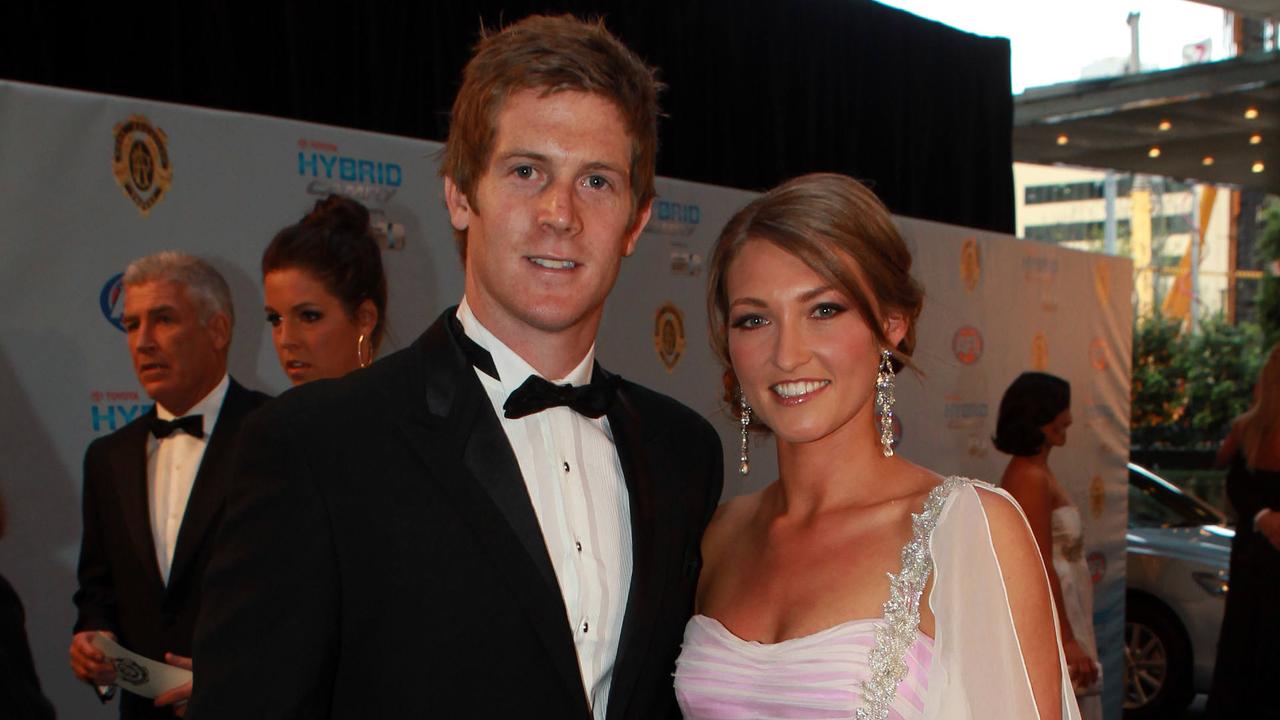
[396,313,589,718]
[167,380,250,592]
[111,409,165,593]
[604,381,670,720]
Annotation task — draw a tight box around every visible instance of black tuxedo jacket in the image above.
[189,309,724,720]
[74,378,269,718]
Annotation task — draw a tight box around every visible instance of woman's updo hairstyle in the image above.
[262,194,388,350]
[706,173,924,378]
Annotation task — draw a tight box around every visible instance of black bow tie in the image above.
[503,374,620,419]
[151,414,204,439]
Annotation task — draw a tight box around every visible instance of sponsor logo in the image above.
[112,115,172,216]
[1087,551,1106,585]
[1089,338,1109,371]
[370,217,407,251]
[1021,254,1060,280]
[1031,331,1049,371]
[100,273,126,332]
[668,239,704,276]
[112,658,149,686]
[943,395,989,430]
[952,326,983,365]
[1090,474,1106,519]
[297,140,402,205]
[643,198,701,236]
[89,390,153,433]
[653,302,686,373]
[960,238,982,292]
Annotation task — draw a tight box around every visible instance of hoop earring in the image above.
[876,348,896,457]
[356,334,371,369]
[738,390,752,476]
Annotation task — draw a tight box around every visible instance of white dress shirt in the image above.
[146,373,229,584]
[457,300,632,720]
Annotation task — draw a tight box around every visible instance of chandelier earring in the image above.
[738,390,752,476]
[876,348,897,457]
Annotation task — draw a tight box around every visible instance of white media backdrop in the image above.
[0,80,1131,718]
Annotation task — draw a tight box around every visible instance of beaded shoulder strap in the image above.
[855,475,976,720]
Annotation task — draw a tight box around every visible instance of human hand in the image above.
[69,630,117,685]
[1063,637,1098,689]
[1258,510,1280,551]
[155,653,193,717]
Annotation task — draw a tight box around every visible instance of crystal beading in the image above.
[855,476,976,720]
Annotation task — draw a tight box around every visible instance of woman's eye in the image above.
[301,310,323,323]
[812,303,845,319]
[730,314,766,329]
[265,313,281,326]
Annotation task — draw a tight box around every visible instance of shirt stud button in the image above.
[582,621,589,633]
[563,461,570,473]
[575,541,582,552]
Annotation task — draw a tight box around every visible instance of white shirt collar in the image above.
[456,298,595,392]
[155,373,230,424]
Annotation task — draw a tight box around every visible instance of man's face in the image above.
[445,89,652,348]
[122,280,229,415]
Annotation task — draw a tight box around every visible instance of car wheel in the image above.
[1124,594,1194,719]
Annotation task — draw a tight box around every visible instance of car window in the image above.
[1128,470,1222,529]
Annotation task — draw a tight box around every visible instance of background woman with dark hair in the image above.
[1206,343,1280,718]
[262,194,388,385]
[995,372,1100,720]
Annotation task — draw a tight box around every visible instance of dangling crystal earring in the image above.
[876,348,896,457]
[738,390,752,475]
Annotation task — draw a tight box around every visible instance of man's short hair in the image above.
[440,14,663,256]
[123,251,235,330]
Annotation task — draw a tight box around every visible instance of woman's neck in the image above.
[771,419,902,518]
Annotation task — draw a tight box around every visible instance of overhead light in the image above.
[1148,146,1161,158]
[1250,133,1262,145]
[1245,107,1260,120]
[1056,134,1069,146]
[1254,161,1266,173]
[1158,120,1172,131]
[1202,156,1215,166]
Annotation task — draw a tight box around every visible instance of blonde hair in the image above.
[1242,343,1280,466]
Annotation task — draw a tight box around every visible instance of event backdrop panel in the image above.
[0,80,1129,719]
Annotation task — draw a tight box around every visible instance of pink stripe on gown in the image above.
[674,615,933,720]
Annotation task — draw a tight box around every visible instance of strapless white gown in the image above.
[1051,504,1101,720]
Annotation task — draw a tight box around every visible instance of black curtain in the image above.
[1,0,1013,232]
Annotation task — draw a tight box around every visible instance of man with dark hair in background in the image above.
[70,252,269,718]
[190,14,723,720]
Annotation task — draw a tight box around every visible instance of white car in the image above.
[1125,463,1233,719]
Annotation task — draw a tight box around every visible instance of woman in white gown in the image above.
[672,173,1081,719]
[995,373,1101,720]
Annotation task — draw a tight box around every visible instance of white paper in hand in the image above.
[91,633,192,699]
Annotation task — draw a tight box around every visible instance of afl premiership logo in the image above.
[112,657,150,686]
[952,326,983,365]
[100,273,126,332]
[653,302,686,373]
[112,115,172,215]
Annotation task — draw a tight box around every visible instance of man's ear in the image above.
[622,198,653,258]
[883,311,908,349]
[443,176,473,232]
[206,311,232,352]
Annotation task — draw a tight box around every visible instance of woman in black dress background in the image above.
[1206,343,1280,717]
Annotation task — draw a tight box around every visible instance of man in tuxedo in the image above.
[188,14,724,720]
[69,252,269,718]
